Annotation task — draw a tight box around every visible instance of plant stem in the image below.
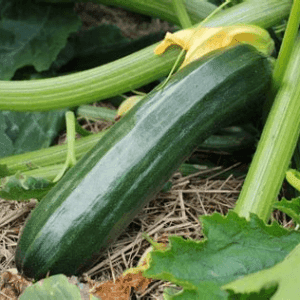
[0,45,182,111]
[201,0,231,25]
[160,49,186,90]
[202,0,291,28]
[0,0,291,111]
[13,164,64,181]
[94,0,217,25]
[0,130,107,173]
[234,37,300,222]
[53,111,77,182]
[77,105,116,122]
[172,0,193,28]
[74,119,93,137]
[66,112,77,167]
[272,0,300,92]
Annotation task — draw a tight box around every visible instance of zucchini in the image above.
[15,44,272,280]
[199,126,256,153]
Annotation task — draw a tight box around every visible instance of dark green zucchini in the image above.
[15,44,272,280]
[198,126,256,152]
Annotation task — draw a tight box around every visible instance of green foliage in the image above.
[0,0,81,80]
[0,110,66,158]
[0,173,55,201]
[54,24,129,71]
[0,164,11,177]
[224,242,300,300]
[144,212,300,299]
[227,284,278,299]
[19,274,82,299]
[274,197,300,225]
[54,24,166,73]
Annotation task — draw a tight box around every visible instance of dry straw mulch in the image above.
[0,163,242,299]
[0,155,293,299]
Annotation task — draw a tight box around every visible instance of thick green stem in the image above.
[15,164,64,181]
[172,0,193,28]
[272,0,300,92]
[1,45,182,111]
[88,0,217,25]
[262,0,300,120]
[0,130,107,173]
[234,37,300,222]
[0,0,291,111]
[77,105,116,122]
[200,0,291,28]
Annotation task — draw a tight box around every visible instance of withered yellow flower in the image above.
[115,95,144,120]
[155,24,274,69]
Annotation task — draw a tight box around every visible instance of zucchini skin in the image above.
[199,126,256,152]
[15,45,272,279]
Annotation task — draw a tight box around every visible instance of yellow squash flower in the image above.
[155,24,274,69]
[115,95,144,120]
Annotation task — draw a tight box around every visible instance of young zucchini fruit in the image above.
[15,44,272,280]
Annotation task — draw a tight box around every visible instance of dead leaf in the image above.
[0,270,31,300]
[91,273,152,300]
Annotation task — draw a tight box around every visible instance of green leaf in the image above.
[144,212,300,299]
[0,110,66,158]
[54,24,166,73]
[274,197,300,225]
[19,274,81,299]
[0,164,12,177]
[223,242,300,300]
[53,24,129,70]
[0,0,81,80]
[226,284,278,299]
[163,287,183,300]
[0,113,14,157]
[0,173,55,201]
